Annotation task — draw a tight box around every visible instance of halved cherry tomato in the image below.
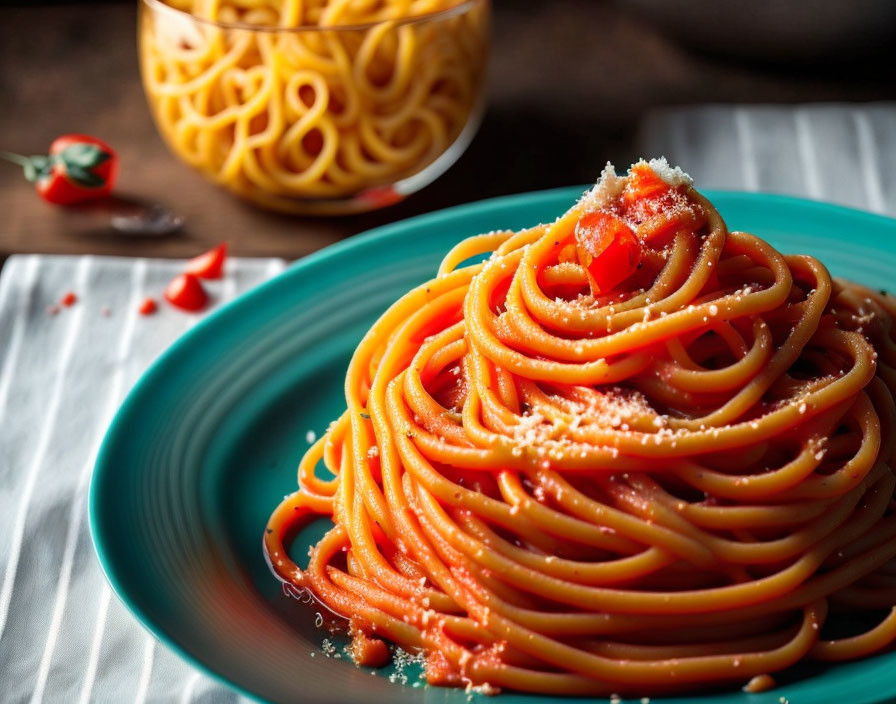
[185,243,227,280]
[574,211,642,294]
[164,273,207,311]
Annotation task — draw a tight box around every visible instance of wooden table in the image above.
[1,0,893,265]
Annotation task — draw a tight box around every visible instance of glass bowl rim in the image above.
[140,0,483,34]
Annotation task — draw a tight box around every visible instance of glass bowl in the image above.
[138,0,490,215]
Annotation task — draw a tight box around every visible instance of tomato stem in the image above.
[0,150,32,167]
[0,150,55,183]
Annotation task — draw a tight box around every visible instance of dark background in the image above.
[1,0,894,263]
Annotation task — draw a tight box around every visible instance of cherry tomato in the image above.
[185,243,227,279]
[164,273,207,312]
[1,134,118,206]
[574,211,642,294]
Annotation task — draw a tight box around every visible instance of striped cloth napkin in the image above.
[0,255,282,704]
[0,102,893,703]
[639,102,896,216]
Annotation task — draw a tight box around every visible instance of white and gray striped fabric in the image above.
[0,255,283,704]
[0,102,894,703]
[640,103,896,216]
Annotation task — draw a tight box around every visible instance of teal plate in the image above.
[90,189,896,704]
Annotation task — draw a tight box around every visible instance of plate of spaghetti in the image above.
[91,161,896,704]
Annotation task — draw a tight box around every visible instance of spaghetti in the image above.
[139,0,488,212]
[265,159,896,696]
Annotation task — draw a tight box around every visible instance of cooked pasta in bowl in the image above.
[138,0,489,214]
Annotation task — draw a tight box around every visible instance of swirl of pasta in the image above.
[265,159,896,696]
[139,0,488,212]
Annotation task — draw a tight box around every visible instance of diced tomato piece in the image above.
[185,243,227,279]
[623,163,671,205]
[164,273,207,311]
[574,211,642,293]
[621,163,701,246]
[138,297,158,316]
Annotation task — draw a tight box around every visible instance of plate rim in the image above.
[88,187,896,704]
